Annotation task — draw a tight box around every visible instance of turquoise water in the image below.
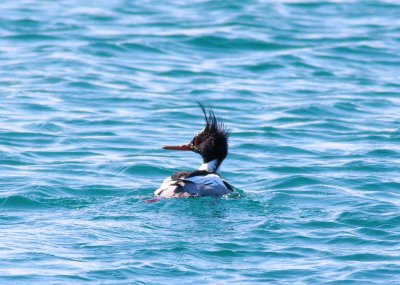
[1,0,400,284]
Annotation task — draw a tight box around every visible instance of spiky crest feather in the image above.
[196,100,231,140]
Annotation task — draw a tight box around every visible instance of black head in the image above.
[163,102,231,170]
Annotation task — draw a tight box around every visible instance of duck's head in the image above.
[163,102,231,173]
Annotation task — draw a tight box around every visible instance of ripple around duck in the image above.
[336,211,398,229]
[268,175,323,189]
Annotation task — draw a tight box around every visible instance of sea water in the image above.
[1,0,400,284]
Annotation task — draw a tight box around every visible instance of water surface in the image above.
[1,0,400,284]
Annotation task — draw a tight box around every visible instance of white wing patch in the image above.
[183,174,227,188]
[155,173,230,198]
[154,177,176,196]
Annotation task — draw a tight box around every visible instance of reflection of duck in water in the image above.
[155,102,233,198]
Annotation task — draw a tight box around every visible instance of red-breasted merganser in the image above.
[154,102,233,198]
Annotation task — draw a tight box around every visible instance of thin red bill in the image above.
[162,144,192,151]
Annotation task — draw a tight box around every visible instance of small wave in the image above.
[269,175,322,189]
[0,195,45,209]
[122,164,171,176]
[4,34,62,41]
[185,35,302,52]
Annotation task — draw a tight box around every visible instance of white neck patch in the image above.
[199,159,220,173]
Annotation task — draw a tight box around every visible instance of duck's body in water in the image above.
[154,102,233,198]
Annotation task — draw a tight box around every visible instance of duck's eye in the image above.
[193,133,205,145]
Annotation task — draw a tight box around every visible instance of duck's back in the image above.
[154,170,232,198]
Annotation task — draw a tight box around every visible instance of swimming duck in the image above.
[154,102,233,198]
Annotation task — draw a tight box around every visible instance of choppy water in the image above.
[1,0,400,284]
